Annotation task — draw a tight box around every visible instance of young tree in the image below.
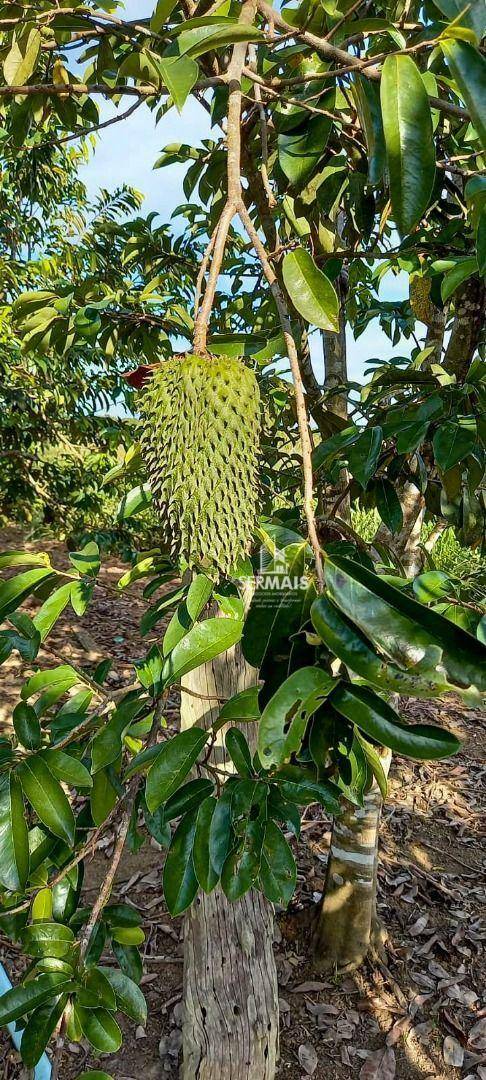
[0,0,484,1076]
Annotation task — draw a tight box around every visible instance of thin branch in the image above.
[20,97,143,154]
[237,201,325,591]
[78,802,133,961]
[255,0,468,121]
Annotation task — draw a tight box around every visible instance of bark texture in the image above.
[444,275,485,379]
[181,643,279,1080]
[313,751,391,973]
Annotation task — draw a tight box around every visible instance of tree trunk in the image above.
[320,282,351,524]
[180,643,279,1080]
[443,275,485,379]
[312,750,391,972]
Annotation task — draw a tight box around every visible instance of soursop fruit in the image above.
[141,353,260,575]
[409,275,440,327]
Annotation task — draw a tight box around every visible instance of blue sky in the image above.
[80,1,413,384]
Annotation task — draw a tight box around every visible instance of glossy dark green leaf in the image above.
[0,568,53,622]
[76,1006,122,1053]
[282,248,339,331]
[274,764,341,814]
[13,701,41,750]
[162,573,213,656]
[19,756,75,845]
[311,596,447,697]
[163,808,198,916]
[20,994,68,1067]
[347,426,383,489]
[112,942,142,984]
[209,783,235,875]
[352,75,385,185]
[33,582,73,642]
[324,555,486,693]
[193,796,219,893]
[225,728,253,777]
[355,731,388,800]
[258,667,335,768]
[0,972,70,1025]
[0,773,29,892]
[433,418,477,471]
[242,543,310,668]
[162,777,214,822]
[213,686,260,733]
[375,479,403,534]
[145,727,208,812]
[442,41,486,151]
[221,808,266,902]
[259,821,296,906]
[78,968,116,1011]
[413,571,453,604]
[278,112,333,187]
[90,768,117,827]
[21,920,75,959]
[161,618,243,687]
[381,54,435,234]
[43,749,92,789]
[97,967,147,1025]
[331,682,460,759]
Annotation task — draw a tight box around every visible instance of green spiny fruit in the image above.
[140,353,261,575]
[409,275,440,327]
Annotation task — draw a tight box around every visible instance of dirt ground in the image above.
[0,527,485,1080]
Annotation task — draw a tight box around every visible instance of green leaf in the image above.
[225,728,253,777]
[69,541,100,577]
[347,427,383,489]
[116,483,153,521]
[160,618,243,687]
[21,664,79,701]
[91,697,145,774]
[242,543,311,669]
[209,783,234,875]
[43,749,93,789]
[33,583,73,642]
[0,773,29,892]
[355,731,388,799]
[90,768,117,827]
[155,778,214,822]
[434,0,485,38]
[3,25,41,85]
[278,112,333,187]
[380,54,435,234]
[213,686,260,733]
[21,994,68,1068]
[324,555,486,694]
[21,920,75,959]
[0,973,70,1026]
[274,764,341,813]
[151,0,179,30]
[19,756,75,845]
[0,568,54,622]
[311,596,447,698]
[174,20,262,59]
[413,571,452,604]
[13,701,41,750]
[110,926,144,946]
[193,796,219,893]
[163,574,213,656]
[433,418,477,471]
[159,54,198,112]
[76,1007,122,1054]
[163,807,199,915]
[75,1073,114,1080]
[282,248,339,332]
[145,727,208,812]
[352,75,385,185]
[78,968,116,1011]
[375,478,403,534]
[221,781,267,901]
[259,821,296,906]
[442,40,486,151]
[97,967,147,1025]
[331,682,460,759]
[258,667,336,767]
[441,256,478,302]
[0,551,50,571]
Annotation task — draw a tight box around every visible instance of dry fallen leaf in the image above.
[443,1035,464,1067]
[291,980,329,994]
[298,1042,318,1075]
[359,1047,396,1079]
[468,1017,486,1051]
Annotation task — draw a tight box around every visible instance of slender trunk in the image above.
[320,280,351,524]
[443,275,485,379]
[312,750,391,972]
[181,643,279,1080]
